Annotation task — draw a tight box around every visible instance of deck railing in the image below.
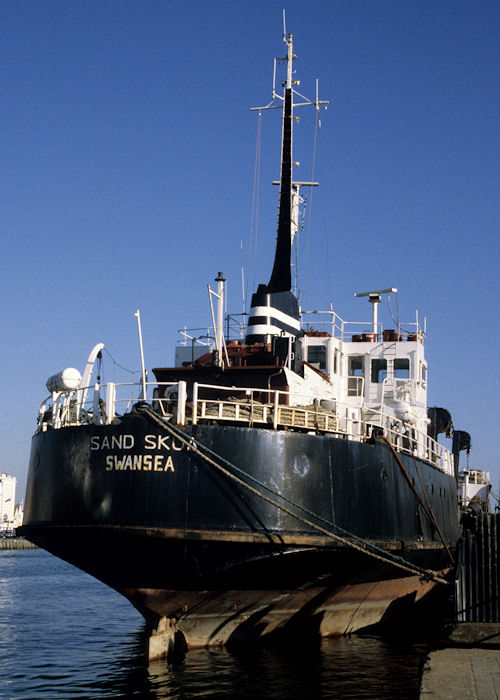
[176,311,425,349]
[363,405,454,475]
[38,379,453,475]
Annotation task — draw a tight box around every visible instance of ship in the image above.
[20,31,467,659]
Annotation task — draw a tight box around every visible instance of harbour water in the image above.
[0,549,429,698]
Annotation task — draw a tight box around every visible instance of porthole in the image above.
[292,454,310,477]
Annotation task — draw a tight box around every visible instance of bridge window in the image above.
[371,359,387,383]
[308,345,327,370]
[349,356,363,376]
[394,358,410,378]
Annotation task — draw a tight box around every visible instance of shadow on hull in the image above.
[21,523,454,658]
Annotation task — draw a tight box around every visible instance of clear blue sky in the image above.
[2,0,498,498]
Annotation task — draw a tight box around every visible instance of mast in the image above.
[267,34,294,293]
[245,30,327,346]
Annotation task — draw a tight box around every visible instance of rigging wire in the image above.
[387,292,420,336]
[408,448,455,566]
[387,293,401,332]
[103,347,139,378]
[293,199,306,296]
[300,108,320,304]
[489,489,500,505]
[247,111,262,305]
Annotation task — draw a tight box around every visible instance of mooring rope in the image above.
[136,405,450,585]
[411,451,455,566]
[378,435,455,566]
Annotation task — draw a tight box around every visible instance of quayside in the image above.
[20,28,469,659]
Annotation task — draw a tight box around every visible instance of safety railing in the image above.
[193,384,363,435]
[38,380,362,437]
[300,310,425,343]
[38,381,178,431]
[37,379,453,475]
[364,406,454,475]
[176,311,425,347]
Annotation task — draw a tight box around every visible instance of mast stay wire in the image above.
[247,111,262,308]
[299,108,321,305]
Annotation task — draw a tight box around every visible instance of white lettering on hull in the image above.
[90,434,182,451]
[92,433,181,473]
[105,454,175,472]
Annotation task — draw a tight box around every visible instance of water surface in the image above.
[0,549,427,698]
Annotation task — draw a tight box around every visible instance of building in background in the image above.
[0,473,17,529]
[13,504,24,529]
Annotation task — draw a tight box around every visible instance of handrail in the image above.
[176,310,425,345]
[37,378,453,475]
[364,403,454,475]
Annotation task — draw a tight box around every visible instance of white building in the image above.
[0,473,17,526]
